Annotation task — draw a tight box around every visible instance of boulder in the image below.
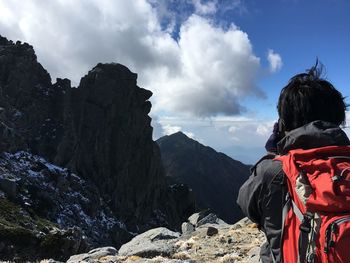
[118,227,180,258]
[197,213,219,227]
[206,226,218,236]
[188,212,227,228]
[188,210,210,226]
[67,247,117,263]
[181,222,195,235]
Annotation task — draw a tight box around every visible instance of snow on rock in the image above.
[0,151,131,261]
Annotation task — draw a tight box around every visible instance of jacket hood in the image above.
[277,120,350,155]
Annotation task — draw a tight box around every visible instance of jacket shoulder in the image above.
[252,155,283,183]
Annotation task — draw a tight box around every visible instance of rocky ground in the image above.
[64,212,265,263]
[0,151,127,261]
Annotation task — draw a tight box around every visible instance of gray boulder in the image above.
[181,222,195,235]
[67,247,118,263]
[118,227,180,258]
[188,212,228,228]
[188,211,210,226]
[197,213,219,227]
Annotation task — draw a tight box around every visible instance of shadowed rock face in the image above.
[0,36,67,159]
[55,63,180,228]
[157,132,250,223]
[0,35,194,260]
[0,151,124,261]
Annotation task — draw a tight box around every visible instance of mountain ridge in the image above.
[157,131,250,223]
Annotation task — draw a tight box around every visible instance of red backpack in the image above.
[276,145,350,263]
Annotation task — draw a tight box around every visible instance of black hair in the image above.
[277,61,348,132]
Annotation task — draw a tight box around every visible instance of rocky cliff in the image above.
[0,36,66,159]
[0,35,194,261]
[54,63,193,230]
[157,132,250,223]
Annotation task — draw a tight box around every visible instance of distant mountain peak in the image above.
[165,131,189,139]
[157,133,250,223]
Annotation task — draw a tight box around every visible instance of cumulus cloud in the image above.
[227,120,275,142]
[162,124,182,135]
[0,0,263,118]
[267,49,283,73]
[147,15,263,116]
[192,0,217,15]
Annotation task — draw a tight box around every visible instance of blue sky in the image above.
[239,0,350,118]
[0,0,349,164]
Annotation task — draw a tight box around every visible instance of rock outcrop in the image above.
[66,214,265,263]
[157,132,250,223]
[0,151,131,261]
[0,35,195,261]
[54,63,194,230]
[0,35,66,159]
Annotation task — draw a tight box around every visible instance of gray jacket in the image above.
[237,121,350,262]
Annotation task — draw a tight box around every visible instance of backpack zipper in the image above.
[324,216,350,254]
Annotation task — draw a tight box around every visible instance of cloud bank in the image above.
[0,0,265,117]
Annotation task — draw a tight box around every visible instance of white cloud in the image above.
[267,49,283,73]
[0,0,264,118]
[146,15,263,116]
[228,120,275,143]
[256,122,274,136]
[151,117,196,140]
[183,131,195,139]
[192,0,217,15]
[162,124,182,135]
[344,111,350,138]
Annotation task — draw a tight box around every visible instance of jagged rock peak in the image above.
[90,63,138,80]
[0,35,68,159]
[0,35,35,54]
[55,62,192,230]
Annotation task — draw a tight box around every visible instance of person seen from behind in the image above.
[237,61,349,262]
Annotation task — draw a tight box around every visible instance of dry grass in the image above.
[175,236,196,251]
[173,251,191,260]
[218,253,241,263]
[123,255,142,262]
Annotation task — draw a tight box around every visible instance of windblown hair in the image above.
[277,61,348,132]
